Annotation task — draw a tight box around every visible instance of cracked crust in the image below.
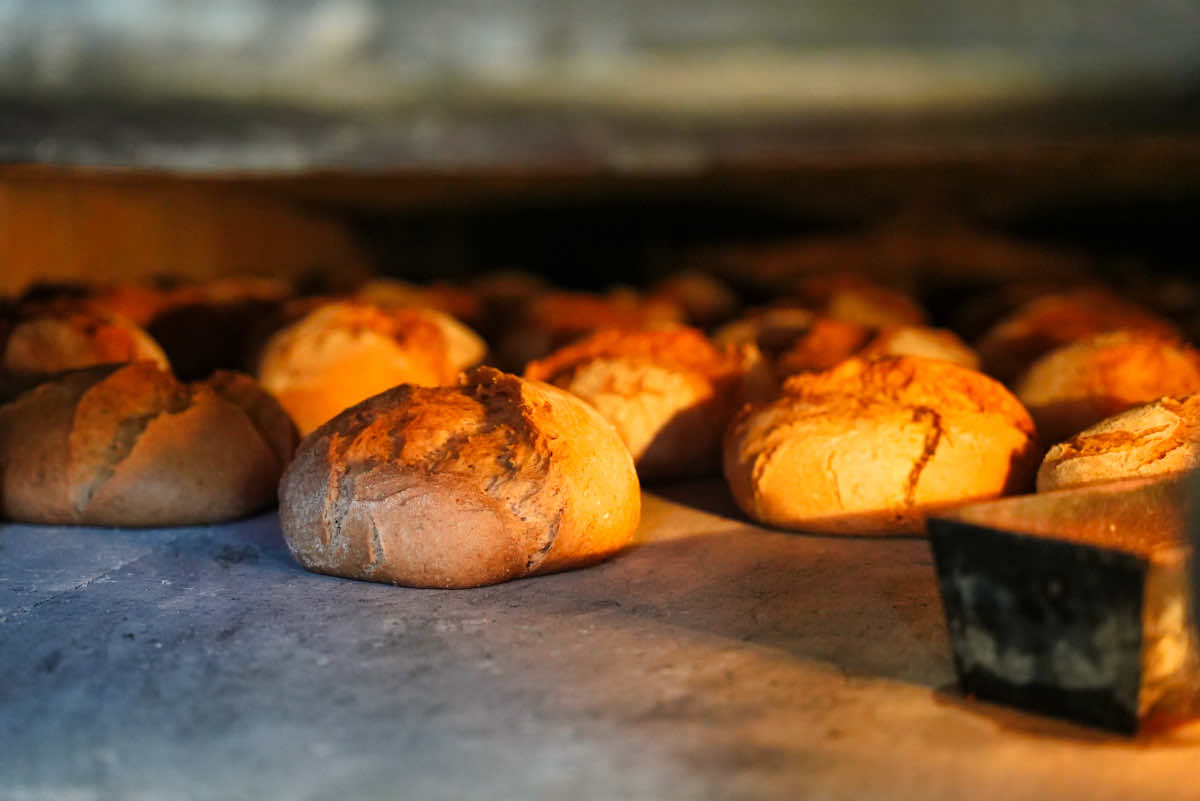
[1037,395,1200,491]
[0,362,298,526]
[1016,331,1200,445]
[278,366,641,588]
[723,356,1040,534]
[524,328,768,480]
[257,300,486,435]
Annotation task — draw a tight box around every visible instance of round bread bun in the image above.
[856,325,980,371]
[712,306,823,358]
[0,362,298,526]
[278,366,641,589]
[793,273,926,328]
[353,278,484,328]
[977,287,1179,384]
[3,303,169,375]
[1037,396,1200,492]
[723,356,1039,534]
[1015,331,1200,445]
[142,276,294,381]
[496,289,685,371]
[524,327,771,480]
[771,317,871,375]
[257,300,486,435]
[649,271,740,327]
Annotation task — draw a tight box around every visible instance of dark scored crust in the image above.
[0,362,296,526]
[278,366,641,588]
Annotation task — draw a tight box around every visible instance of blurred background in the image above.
[1,0,1198,293]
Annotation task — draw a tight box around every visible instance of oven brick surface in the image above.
[2,480,1199,800]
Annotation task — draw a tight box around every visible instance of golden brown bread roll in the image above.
[0,362,297,526]
[2,302,169,375]
[1015,331,1200,445]
[1037,396,1200,491]
[524,327,770,480]
[353,278,484,328]
[723,356,1039,534]
[83,275,295,381]
[771,317,871,375]
[793,273,926,328]
[648,271,740,327]
[856,325,980,371]
[977,287,1179,384]
[278,366,641,588]
[496,289,685,371]
[719,311,975,379]
[712,306,824,359]
[257,300,486,435]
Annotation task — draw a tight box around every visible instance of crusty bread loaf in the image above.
[648,271,740,327]
[712,307,823,357]
[353,278,484,328]
[793,273,926,328]
[1037,396,1200,491]
[495,289,685,371]
[857,325,980,371]
[723,356,1039,534]
[0,362,297,526]
[3,303,168,375]
[524,327,770,480]
[278,366,641,588]
[718,311,976,379]
[1016,331,1200,444]
[772,318,871,375]
[257,300,486,435]
[977,287,1179,384]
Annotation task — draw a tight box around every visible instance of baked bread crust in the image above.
[353,278,484,327]
[1016,331,1200,444]
[3,303,168,375]
[258,300,486,435]
[793,273,926,328]
[857,325,980,371]
[525,327,769,480]
[496,289,684,371]
[0,362,298,526]
[977,287,1179,384]
[723,356,1039,534]
[1037,396,1200,491]
[277,366,641,588]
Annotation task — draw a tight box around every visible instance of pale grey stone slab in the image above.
[3,481,1200,801]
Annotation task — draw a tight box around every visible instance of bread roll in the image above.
[141,276,294,381]
[278,366,641,588]
[772,318,871,375]
[856,325,980,371]
[525,327,770,480]
[258,300,486,435]
[496,289,684,371]
[793,273,926,328]
[1037,396,1200,491]
[977,287,1179,384]
[354,278,484,327]
[712,307,822,358]
[0,362,297,526]
[649,271,740,327]
[723,356,1039,534]
[720,312,975,378]
[1016,331,1200,444]
[2,303,168,375]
